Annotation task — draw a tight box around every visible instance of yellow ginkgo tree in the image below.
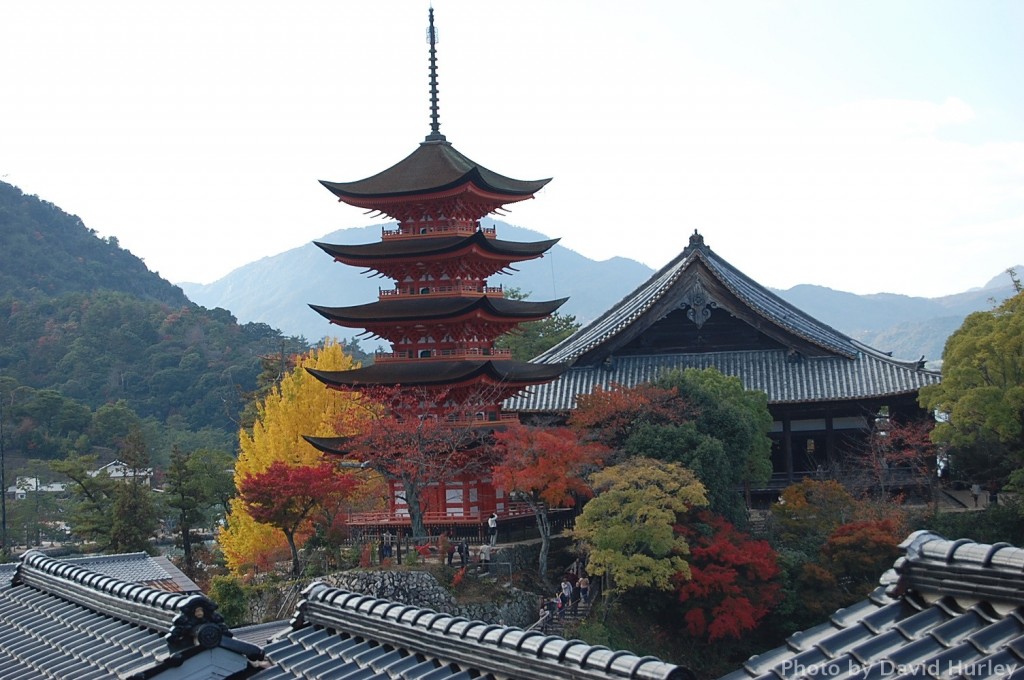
[218,341,378,573]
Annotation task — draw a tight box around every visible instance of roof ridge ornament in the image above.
[424,7,447,143]
[688,229,705,249]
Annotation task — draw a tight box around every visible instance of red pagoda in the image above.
[307,9,566,526]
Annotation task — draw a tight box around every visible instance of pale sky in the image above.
[2,1,1022,298]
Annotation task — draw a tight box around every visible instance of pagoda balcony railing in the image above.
[381,224,496,239]
[375,347,512,362]
[379,284,503,297]
[346,501,535,526]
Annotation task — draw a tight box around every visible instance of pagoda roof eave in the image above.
[320,141,551,201]
[309,296,568,324]
[314,231,559,262]
[307,360,566,389]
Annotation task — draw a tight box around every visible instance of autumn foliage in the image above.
[822,518,903,589]
[338,387,494,539]
[219,341,378,573]
[240,460,364,575]
[491,424,606,577]
[492,425,605,510]
[570,382,686,448]
[674,510,781,641]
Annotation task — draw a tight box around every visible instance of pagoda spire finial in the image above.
[424,6,447,143]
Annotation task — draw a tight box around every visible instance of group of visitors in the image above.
[540,570,591,629]
[442,537,493,571]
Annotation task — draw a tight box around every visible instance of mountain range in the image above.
[180,219,1020,364]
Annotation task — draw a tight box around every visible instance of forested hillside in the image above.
[0,181,311,469]
[0,182,188,305]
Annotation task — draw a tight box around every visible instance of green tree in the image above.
[919,290,1024,487]
[51,428,159,552]
[572,368,772,523]
[108,427,159,553]
[164,446,234,575]
[495,288,580,360]
[50,453,119,548]
[573,458,707,597]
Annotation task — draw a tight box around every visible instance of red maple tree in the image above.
[674,510,781,641]
[856,416,937,502]
[240,460,362,575]
[491,424,606,578]
[337,387,494,540]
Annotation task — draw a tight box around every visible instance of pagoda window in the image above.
[420,287,430,294]
[418,349,431,358]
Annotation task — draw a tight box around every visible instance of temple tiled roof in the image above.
[506,348,940,411]
[310,295,567,324]
[320,140,551,200]
[251,582,692,680]
[508,232,940,412]
[315,230,559,261]
[535,231,858,365]
[0,552,201,593]
[0,551,262,679]
[720,532,1024,680]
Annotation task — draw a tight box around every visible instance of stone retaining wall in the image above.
[321,569,540,628]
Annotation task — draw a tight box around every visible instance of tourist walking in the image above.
[479,543,492,573]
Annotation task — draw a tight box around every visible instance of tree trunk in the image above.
[180,511,194,576]
[284,529,300,576]
[403,478,427,541]
[532,499,551,579]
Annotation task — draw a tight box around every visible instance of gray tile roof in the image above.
[534,231,860,366]
[508,232,940,412]
[720,531,1024,680]
[0,550,261,679]
[0,552,201,593]
[252,582,693,680]
[507,348,940,411]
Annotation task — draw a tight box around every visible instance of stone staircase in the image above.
[533,599,592,636]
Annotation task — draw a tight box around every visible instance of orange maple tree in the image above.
[822,518,903,592]
[491,424,606,578]
[569,382,686,447]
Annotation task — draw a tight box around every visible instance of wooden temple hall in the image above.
[507,230,942,504]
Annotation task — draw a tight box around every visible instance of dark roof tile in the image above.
[0,550,261,679]
[722,534,1024,680]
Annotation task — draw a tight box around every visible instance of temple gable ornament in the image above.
[681,278,718,329]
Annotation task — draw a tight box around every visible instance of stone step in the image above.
[536,600,592,636]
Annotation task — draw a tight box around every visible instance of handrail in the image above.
[379,284,504,297]
[375,347,512,362]
[381,224,496,239]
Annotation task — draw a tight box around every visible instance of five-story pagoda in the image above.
[308,9,566,526]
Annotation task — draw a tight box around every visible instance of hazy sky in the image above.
[3,1,1022,298]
